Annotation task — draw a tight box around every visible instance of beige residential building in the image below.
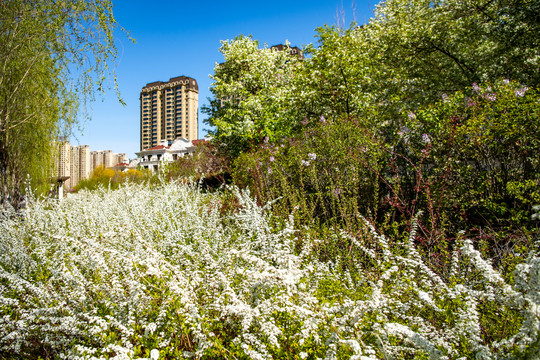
[103,150,114,169]
[79,145,92,180]
[54,140,126,190]
[55,142,93,190]
[56,140,71,187]
[116,153,127,165]
[70,146,80,189]
[91,151,104,171]
[90,150,127,173]
[270,44,304,59]
[140,76,199,150]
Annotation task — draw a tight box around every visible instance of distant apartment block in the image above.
[140,76,199,151]
[270,44,304,59]
[54,140,127,190]
[55,140,71,187]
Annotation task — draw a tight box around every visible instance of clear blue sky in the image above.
[71,0,376,159]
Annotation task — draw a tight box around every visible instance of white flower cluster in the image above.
[0,182,538,359]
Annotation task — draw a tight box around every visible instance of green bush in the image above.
[390,80,540,263]
[165,142,230,189]
[231,80,540,275]
[232,116,387,231]
[74,166,152,191]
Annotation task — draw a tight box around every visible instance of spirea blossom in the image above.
[150,349,159,360]
[0,182,536,359]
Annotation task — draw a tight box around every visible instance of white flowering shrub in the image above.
[0,182,538,359]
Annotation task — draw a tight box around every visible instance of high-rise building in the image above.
[103,150,114,169]
[79,145,91,180]
[91,151,104,170]
[270,44,304,59]
[116,153,127,165]
[140,76,199,150]
[70,145,80,189]
[56,140,71,187]
[54,140,127,190]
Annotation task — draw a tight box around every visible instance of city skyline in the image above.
[69,0,375,159]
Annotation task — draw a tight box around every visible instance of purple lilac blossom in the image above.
[515,87,529,97]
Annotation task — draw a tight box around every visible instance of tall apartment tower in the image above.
[140,76,198,150]
[79,145,91,180]
[56,140,71,187]
[70,145,80,189]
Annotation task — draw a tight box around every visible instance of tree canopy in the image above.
[204,0,540,155]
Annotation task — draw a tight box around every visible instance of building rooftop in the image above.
[141,75,198,92]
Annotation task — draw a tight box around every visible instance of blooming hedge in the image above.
[0,182,538,359]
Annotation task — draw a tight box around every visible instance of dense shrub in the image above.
[74,166,152,192]
[165,142,230,189]
[231,80,540,274]
[0,183,539,359]
[232,115,387,232]
[387,80,540,266]
[396,80,539,228]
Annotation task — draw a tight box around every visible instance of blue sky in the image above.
[71,0,376,158]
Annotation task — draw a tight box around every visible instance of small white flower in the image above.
[150,348,159,360]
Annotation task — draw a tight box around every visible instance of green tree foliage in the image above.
[393,80,540,242]
[206,0,540,154]
[203,37,304,156]
[0,0,127,206]
[364,0,540,109]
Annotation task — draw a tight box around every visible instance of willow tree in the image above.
[0,0,127,207]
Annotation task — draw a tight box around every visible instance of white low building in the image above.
[136,138,201,172]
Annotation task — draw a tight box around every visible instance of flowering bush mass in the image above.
[0,182,539,359]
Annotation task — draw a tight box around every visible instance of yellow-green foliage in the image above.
[74,166,151,191]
